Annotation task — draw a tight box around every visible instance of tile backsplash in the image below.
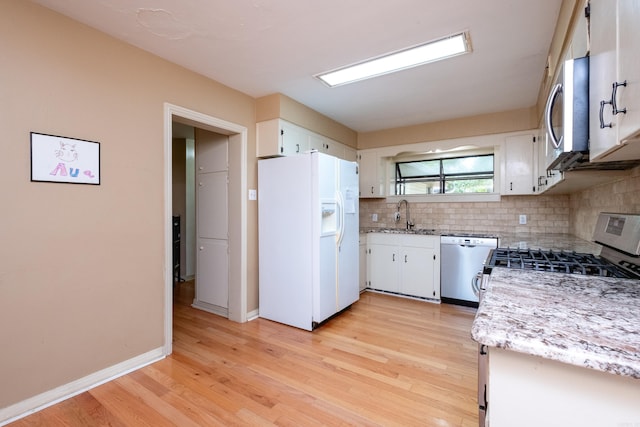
[359,165,640,239]
[359,194,570,235]
[569,166,640,241]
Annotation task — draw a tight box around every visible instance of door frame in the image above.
[163,103,248,355]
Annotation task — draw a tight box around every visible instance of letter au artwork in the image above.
[49,141,95,179]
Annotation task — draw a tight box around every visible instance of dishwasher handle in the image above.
[472,272,482,297]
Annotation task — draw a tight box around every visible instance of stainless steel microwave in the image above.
[544,56,589,171]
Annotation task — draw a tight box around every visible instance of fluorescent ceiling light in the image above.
[315,32,471,87]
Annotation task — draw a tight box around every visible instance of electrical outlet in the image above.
[372,213,378,222]
[394,212,401,222]
[519,214,527,225]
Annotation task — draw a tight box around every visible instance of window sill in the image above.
[386,193,501,203]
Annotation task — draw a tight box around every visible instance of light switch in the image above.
[248,189,257,200]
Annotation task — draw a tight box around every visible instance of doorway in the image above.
[192,128,229,315]
[163,103,248,356]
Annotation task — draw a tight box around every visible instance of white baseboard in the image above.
[191,299,228,318]
[246,308,259,321]
[0,347,165,426]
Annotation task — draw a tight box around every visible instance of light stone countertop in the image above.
[497,232,602,254]
[471,267,640,379]
[362,229,602,253]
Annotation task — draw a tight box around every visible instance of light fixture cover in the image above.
[315,31,472,87]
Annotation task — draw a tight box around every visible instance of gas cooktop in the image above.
[486,248,640,279]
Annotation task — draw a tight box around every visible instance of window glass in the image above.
[395,154,494,195]
[397,160,440,177]
[442,156,493,175]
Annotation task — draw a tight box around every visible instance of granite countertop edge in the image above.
[471,268,640,379]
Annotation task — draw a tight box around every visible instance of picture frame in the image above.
[30,132,100,185]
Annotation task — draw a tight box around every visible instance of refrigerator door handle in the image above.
[336,191,345,251]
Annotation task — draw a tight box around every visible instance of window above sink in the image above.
[395,153,495,195]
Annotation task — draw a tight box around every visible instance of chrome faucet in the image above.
[396,199,414,230]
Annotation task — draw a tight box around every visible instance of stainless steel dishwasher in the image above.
[440,235,498,307]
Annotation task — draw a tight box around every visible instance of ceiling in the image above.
[31,0,563,133]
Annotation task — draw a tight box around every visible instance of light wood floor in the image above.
[10,282,479,426]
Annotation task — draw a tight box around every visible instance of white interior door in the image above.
[195,129,229,312]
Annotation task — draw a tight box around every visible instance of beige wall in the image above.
[360,195,570,235]
[357,107,538,150]
[0,1,257,409]
[569,166,640,241]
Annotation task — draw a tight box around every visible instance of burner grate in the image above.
[488,248,639,279]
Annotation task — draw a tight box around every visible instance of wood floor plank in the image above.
[9,283,479,426]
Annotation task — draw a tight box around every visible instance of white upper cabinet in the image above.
[256,119,308,157]
[309,134,345,158]
[343,145,357,162]
[535,129,563,193]
[501,135,536,195]
[257,118,355,161]
[357,150,384,198]
[589,0,640,162]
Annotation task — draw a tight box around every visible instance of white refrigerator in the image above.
[258,151,359,331]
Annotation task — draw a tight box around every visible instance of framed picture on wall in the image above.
[30,132,100,185]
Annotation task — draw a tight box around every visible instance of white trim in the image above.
[364,288,441,303]
[163,103,249,356]
[191,300,228,318]
[0,348,164,426]
[246,308,259,321]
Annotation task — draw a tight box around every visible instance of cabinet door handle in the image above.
[599,99,613,129]
[404,254,408,263]
[510,182,513,191]
[612,80,627,115]
[392,254,395,262]
[296,143,300,153]
[370,186,374,194]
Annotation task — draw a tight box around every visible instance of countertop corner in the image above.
[472,268,640,379]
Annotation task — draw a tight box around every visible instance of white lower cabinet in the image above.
[400,245,438,298]
[366,233,440,299]
[488,347,640,427]
[368,243,399,292]
[359,236,367,292]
